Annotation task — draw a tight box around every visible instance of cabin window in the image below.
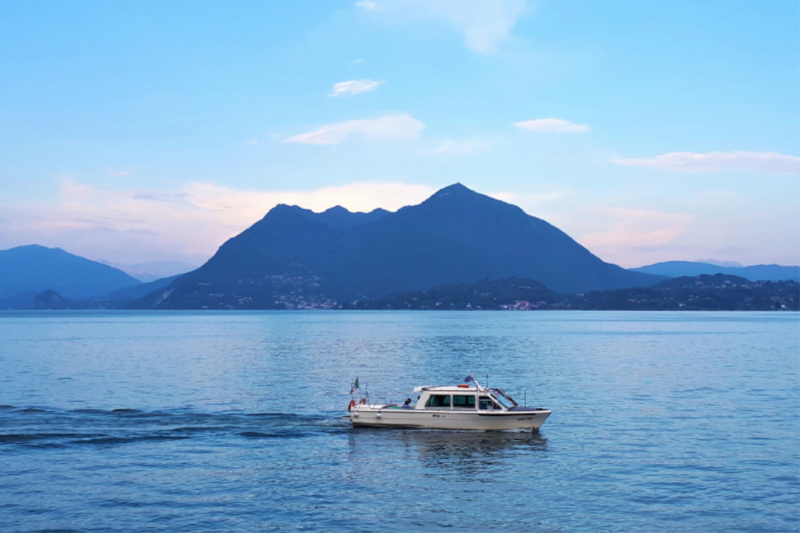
[453,395,476,409]
[492,390,514,408]
[479,396,500,410]
[425,395,451,408]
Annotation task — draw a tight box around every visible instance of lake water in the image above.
[1,311,798,532]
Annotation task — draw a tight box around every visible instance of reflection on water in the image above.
[399,429,547,474]
[346,427,550,483]
[351,427,547,458]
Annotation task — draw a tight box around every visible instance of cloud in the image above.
[330,79,382,97]
[360,0,528,54]
[490,190,570,206]
[568,205,800,268]
[284,114,425,145]
[580,208,695,250]
[356,1,377,11]
[184,181,435,216]
[611,151,800,174]
[431,139,491,155]
[351,58,365,65]
[107,167,135,177]
[564,207,697,267]
[514,118,591,133]
[0,180,436,265]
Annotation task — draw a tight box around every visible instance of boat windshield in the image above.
[491,389,518,408]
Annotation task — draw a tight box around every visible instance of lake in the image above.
[1,311,797,532]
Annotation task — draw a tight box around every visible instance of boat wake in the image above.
[0,406,349,450]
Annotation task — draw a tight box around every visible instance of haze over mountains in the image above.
[0,245,141,308]
[97,260,200,283]
[2,184,798,310]
[631,261,799,282]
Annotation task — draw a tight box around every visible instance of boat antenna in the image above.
[486,374,489,390]
[524,389,527,408]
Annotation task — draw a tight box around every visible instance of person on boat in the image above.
[402,398,413,409]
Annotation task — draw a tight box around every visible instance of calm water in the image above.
[0,311,798,532]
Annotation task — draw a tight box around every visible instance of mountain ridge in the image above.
[348,274,798,311]
[134,183,664,309]
[631,261,799,282]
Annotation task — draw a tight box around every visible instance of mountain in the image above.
[630,261,799,282]
[99,274,183,302]
[697,259,744,268]
[134,184,663,309]
[0,245,141,303]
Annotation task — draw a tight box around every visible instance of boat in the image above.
[344,376,551,431]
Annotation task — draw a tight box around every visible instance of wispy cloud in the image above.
[185,181,435,216]
[514,118,591,133]
[580,208,695,251]
[431,139,491,155]
[2,180,798,269]
[359,0,528,54]
[569,205,800,268]
[611,151,800,174]
[284,114,425,145]
[330,79,382,97]
[351,58,365,65]
[356,1,377,11]
[107,167,135,177]
[490,190,571,207]
[0,180,437,264]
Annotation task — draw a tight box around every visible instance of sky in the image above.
[1,0,798,268]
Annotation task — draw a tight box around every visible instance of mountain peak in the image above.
[420,183,516,216]
[323,205,351,215]
[431,183,477,198]
[8,244,61,254]
[424,183,495,205]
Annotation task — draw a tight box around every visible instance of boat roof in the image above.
[413,385,484,393]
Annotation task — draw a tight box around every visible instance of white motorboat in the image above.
[344,376,551,431]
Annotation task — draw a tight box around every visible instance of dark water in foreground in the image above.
[0,311,798,532]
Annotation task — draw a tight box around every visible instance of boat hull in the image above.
[348,407,551,431]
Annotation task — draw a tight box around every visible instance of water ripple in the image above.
[0,311,796,533]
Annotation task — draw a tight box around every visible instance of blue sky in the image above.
[1,0,797,267]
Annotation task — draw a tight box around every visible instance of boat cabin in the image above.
[410,385,519,412]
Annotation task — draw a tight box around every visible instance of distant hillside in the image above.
[133,184,663,309]
[0,291,40,310]
[29,290,71,310]
[0,245,141,304]
[579,274,798,310]
[351,274,798,311]
[99,274,183,302]
[0,275,182,310]
[630,261,799,282]
[349,278,565,310]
